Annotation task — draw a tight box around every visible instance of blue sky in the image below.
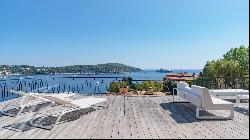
[0,0,248,69]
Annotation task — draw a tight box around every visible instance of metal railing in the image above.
[0,77,115,101]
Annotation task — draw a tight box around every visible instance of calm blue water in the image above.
[0,69,202,101]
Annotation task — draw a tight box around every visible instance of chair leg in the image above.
[229,107,234,119]
[196,107,200,118]
[16,106,25,117]
[173,94,175,102]
[236,95,240,107]
[172,88,176,102]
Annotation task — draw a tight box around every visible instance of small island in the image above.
[0,63,142,75]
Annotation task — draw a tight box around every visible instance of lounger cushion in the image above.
[209,97,234,110]
[211,97,232,104]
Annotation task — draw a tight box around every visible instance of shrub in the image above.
[108,82,120,93]
[187,77,216,89]
[135,83,144,91]
[108,81,128,93]
[163,80,177,94]
[134,81,163,92]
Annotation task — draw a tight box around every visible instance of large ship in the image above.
[156,69,172,73]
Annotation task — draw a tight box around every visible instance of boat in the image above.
[156,69,172,73]
[11,77,20,80]
[0,76,7,81]
[87,73,95,76]
[25,76,34,79]
[96,82,100,85]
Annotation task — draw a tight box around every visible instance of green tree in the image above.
[223,45,249,77]
[203,59,241,88]
[223,45,249,68]
[202,45,249,89]
[203,60,223,88]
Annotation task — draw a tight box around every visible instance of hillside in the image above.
[0,63,142,75]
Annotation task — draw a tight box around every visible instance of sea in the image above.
[0,69,202,101]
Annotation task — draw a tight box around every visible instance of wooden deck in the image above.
[0,95,249,139]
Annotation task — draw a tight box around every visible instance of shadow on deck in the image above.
[159,102,240,124]
[160,102,200,124]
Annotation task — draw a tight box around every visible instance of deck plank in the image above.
[0,95,248,139]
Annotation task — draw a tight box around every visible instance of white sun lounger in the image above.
[0,91,54,117]
[28,94,108,130]
[209,89,249,107]
[173,82,234,119]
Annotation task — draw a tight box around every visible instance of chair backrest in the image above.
[176,82,189,96]
[182,86,202,107]
[191,85,213,108]
[35,95,73,106]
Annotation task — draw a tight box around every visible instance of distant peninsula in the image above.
[0,63,142,75]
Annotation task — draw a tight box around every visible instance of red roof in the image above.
[166,73,195,77]
[164,73,197,81]
[166,77,195,81]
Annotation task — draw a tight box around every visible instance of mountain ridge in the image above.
[0,63,142,75]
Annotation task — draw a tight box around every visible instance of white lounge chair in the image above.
[173,82,234,119]
[0,91,54,117]
[209,89,249,107]
[27,94,108,130]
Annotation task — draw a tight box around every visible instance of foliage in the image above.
[119,81,129,88]
[163,80,177,94]
[108,81,129,93]
[108,82,120,93]
[203,59,241,88]
[187,77,216,89]
[122,76,134,88]
[134,81,163,92]
[134,83,144,91]
[223,45,249,77]
[223,45,249,69]
[202,45,249,89]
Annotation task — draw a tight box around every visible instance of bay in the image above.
[0,69,202,101]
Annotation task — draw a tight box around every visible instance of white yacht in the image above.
[25,76,34,79]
